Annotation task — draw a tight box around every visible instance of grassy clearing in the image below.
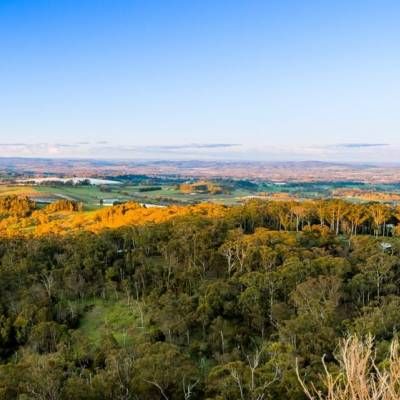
[77,298,144,346]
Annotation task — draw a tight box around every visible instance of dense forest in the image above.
[1,197,400,398]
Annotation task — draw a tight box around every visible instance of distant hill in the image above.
[2,158,400,183]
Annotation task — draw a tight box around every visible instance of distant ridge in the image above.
[1,158,400,183]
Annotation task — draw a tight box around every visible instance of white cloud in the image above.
[0,141,398,162]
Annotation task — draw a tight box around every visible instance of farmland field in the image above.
[0,181,257,208]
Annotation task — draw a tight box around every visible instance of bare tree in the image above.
[247,348,262,392]
[229,367,245,400]
[220,242,236,277]
[144,379,169,400]
[182,378,199,400]
[41,271,54,299]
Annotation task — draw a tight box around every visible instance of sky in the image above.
[0,0,399,161]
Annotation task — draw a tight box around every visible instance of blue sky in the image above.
[0,0,399,161]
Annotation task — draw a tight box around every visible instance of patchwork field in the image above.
[0,182,256,208]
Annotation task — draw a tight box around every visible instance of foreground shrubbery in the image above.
[298,336,400,400]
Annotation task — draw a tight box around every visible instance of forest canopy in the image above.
[0,197,399,399]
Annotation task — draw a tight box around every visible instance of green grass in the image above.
[77,298,143,346]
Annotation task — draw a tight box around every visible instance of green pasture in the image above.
[32,183,256,207]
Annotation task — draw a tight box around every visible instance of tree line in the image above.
[230,199,400,237]
[1,195,400,238]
